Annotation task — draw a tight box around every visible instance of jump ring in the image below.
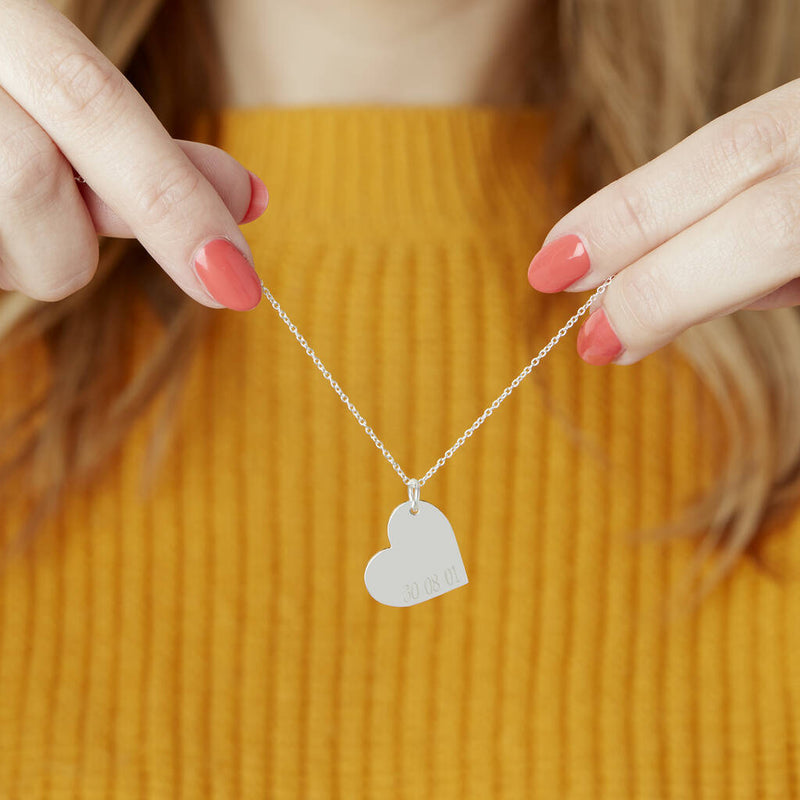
[407,478,420,515]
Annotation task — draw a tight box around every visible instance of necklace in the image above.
[258,272,615,607]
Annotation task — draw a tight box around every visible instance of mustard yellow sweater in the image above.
[1,105,800,799]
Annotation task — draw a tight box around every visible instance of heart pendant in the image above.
[364,499,468,607]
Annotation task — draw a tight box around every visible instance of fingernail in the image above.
[577,307,624,365]
[240,170,269,224]
[528,233,591,292]
[192,238,262,311]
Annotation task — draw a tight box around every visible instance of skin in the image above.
[0,0,799,365]
[208,0,536,106]
[544,79,800,365]
[0,0,260,307]
[0,0,531,307]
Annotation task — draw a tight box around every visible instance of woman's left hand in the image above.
[527,77,800,365]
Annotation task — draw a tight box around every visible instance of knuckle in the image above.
[713,110,792,179]
[593,180,654,256]
[0,126,65,206]
[29,265,96,302]
[749,172,800,251]
[133,161,203,226]
[618,268,673,339]
[45,49,127,121]
[20,238,99,303]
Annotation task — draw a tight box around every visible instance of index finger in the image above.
[0,0,262,310]
[528,77,800,294]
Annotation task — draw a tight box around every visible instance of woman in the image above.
[0,0,799,795]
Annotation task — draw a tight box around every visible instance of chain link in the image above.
[259,272,615,491]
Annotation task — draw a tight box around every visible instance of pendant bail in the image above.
[407,478,421,514]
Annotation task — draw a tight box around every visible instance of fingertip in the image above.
[240,170,269,224]
[527,234,590,293]
[576,307,625,365]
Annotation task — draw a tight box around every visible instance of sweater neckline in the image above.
[197,104,569,239]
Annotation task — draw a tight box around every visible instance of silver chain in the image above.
[72,166,614,494]
[258,272,615,492]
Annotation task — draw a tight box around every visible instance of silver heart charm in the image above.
[364,499,469,607]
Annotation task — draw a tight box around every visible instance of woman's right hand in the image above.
[0,0,268,311]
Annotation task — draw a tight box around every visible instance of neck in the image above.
[208,0,537,107]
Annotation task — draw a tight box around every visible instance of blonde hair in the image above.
[1,0,799,607]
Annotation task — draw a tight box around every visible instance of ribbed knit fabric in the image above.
[1,105,800,799]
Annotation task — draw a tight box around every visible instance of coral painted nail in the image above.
[528,233,591,292]
[577,307,624,365]
[240,171,269,224]
[193,238,262,311]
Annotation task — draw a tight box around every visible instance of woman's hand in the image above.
[0,0,268,311]
[527,78,800,365]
